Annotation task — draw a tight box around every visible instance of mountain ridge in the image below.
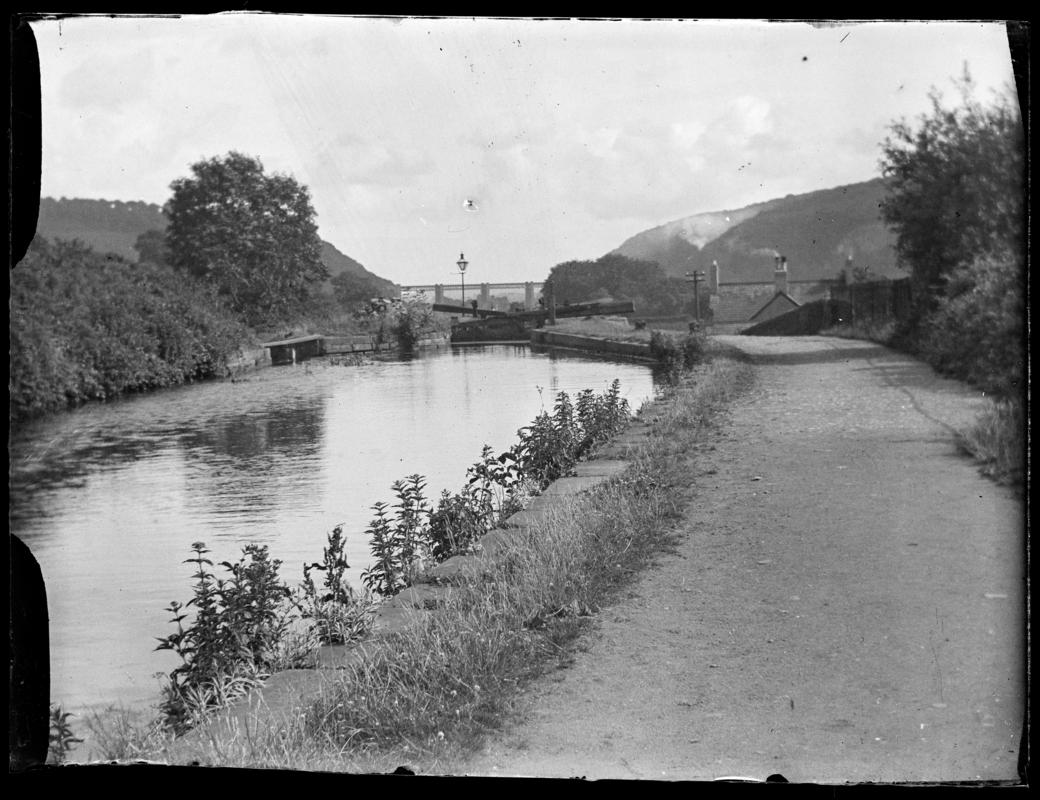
[609,178,903,284]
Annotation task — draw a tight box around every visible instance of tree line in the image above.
[542,253,711,320]
[11,152,344,420]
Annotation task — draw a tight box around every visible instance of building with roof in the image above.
[708,255,836,325]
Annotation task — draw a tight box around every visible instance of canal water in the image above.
[9,344,658,721]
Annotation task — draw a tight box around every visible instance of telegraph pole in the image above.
[685,270,706,323]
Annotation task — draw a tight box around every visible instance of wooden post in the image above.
[685,270,705,323]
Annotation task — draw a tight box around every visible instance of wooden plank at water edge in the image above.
[260,334,325,365]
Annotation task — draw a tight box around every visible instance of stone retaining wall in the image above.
[529,329,654,360]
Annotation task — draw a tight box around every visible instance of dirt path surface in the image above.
[458,336,1025,784]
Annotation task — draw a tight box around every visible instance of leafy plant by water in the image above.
[295,525,374,645]
[155,542,296,729]
[150,377,636,735]
[48,704,83,764]
[361,381,632,595]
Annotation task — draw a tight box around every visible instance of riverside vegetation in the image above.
[81,378,632,750]
[11,153,445,423]
[81,342,751,771]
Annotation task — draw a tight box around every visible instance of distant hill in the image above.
[610,178,903,284]
[32,196,398,296]
[36,197,166,261]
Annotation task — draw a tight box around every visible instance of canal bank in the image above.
[99,341,751,770]
[228,331,453,373]
[13,343,659,763]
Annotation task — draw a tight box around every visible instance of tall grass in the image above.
[820,319,898,346]
[957,398,1026,489]
[98,349,752,770]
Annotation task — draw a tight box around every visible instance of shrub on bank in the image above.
[353,295,447,350]
[10,238,245,420]
[649,328,708,381]
[914,252,1024,400]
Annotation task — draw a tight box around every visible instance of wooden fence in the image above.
[828,278,913,323]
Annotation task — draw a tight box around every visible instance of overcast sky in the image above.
[31,15,1017,286]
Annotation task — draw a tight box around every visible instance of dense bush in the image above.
[649,329,708,382]
[10,237,246,420]
[353,295,441,349]
[916,251,1024,398]
[543,254,702,318]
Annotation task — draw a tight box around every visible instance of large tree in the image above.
[878,72,1025,306]
[165,152,328,323]
[544,254,696,318]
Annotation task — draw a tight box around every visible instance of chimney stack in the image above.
[774,255,788,295]
[709,260,720,293]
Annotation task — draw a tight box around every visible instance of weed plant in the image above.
[360,381,632,595]
[155,542,309,730]
[48,704,83,765]
[295,525,376,645]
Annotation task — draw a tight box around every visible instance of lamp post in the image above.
[456,252,469,313]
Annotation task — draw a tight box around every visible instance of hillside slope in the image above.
[610,178,902,284]
[31,196,397,294]
[36,197,165,261]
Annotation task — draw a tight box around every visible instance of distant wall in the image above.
[829,278,913,323]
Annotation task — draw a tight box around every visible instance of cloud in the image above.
[314,132,436,186]
[57,46,158,112]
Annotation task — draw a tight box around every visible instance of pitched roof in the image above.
[750,291,801,321]
[711,285,777,323]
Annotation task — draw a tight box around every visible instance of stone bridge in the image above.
[403,282,545,310]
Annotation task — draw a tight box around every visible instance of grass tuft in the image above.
[957,398,1026,489]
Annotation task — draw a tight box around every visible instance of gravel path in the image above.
[458,335,1025,783]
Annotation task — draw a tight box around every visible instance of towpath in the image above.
[458,335,1025,783]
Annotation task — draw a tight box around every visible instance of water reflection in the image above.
[179,402,327,522]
